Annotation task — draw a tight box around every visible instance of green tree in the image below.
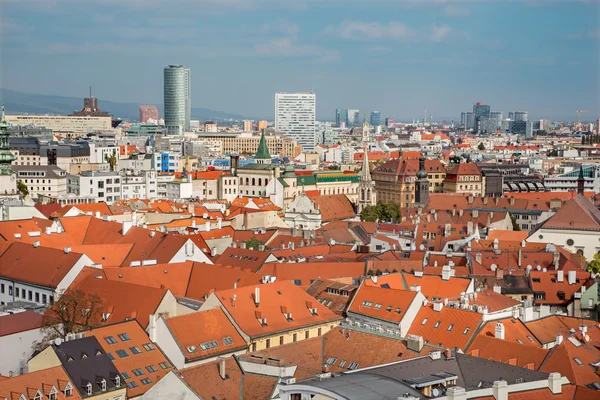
[478,142,486,151]
[244,237,269,250]
[586,253,600,276]
[104,150,118,172]
[509,213,521,231]
[17,180,28,196]
[360,205,380,222]
[381,202,401,223]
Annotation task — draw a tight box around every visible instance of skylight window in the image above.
[143,343,156,351]
[115,349,129,358]
[339,360,346,368]
[326,357,337,365]
[159,361,171,369]
[447,324,454,331]
[146,365,158,373]
[362,301,373,307]
[394,308,401,314]
[421,318,428,325]
[186,345,197,353]
[348,362,359,370]
[223,337,234,345]
[463,328,470,335]
[386,305,392,312]
[574,358,583,366]
[434,321,441,328]
[127,382,138,389]
[132,368,145,376]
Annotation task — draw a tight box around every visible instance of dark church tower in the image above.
[577,165,585,195]
[415,156,429,206]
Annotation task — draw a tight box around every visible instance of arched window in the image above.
[245,178,249,185]
[252,178,256,186]
[258,178,262,186]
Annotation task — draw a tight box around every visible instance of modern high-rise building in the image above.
[243,120,253,132]
[139,105,159,123]
[164,65,191,135]
[257,120,268,131]
[335,109,343,127]
[385,118,394,127]
[274,92,316,151]
[473,102,490,131]
[347,109,360,126]
[466,112,475,130]
[512,111,529,122]
[370,111,381,126]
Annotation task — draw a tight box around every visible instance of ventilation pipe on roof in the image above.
[446,386,467,400]
[472,210,479,218]
[205,221,210,232]
[553,252,560,269]
[290,242,295,251]
[557,270,564,283]
[555,334,563,346]
[191,219,196,228]
[219,357,227,380]
[217,217,222,230]
[241,242,247,249]
[254,287,260,307]
[211,247,217,257]
[95,211,101,219]
[517,248,522,268]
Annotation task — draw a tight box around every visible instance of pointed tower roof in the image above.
[255,130,271,160]
[360,148,372,182]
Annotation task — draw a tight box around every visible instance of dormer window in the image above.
[115,375,121,387]
[34,390,42,400]
[49,387,58,400]
[100,379,107,391]
[64,383,73,397]
[86,382,93,396]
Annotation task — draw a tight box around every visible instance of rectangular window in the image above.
[107,353,114,360]
[265,339,271,349]
[105,336,117,345]
[447,324,454,331]
[127,382,138,389]
[118,333,131,341]
[121,372,130,380]
[279,336,284,346]
[140,378,152,385]
[115,349,129,358]
[130,346,142,355]
[293,333,297,342]
[0,284,3,294]
[146,365,158,373]
[159,361,170,369]
[15,287,19,297]
[142,343,155,351]
[132,369,144,376]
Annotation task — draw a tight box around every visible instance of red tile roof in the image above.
[312,194,356,222]
[164,308,247,362]
[476,317,541,347]
[0,366,80,400]
[211,281,342,338]
[348,285,418,324]
[85,320,174,397]
[539,194,600,231]
[103,262,194,297]
[0,311,43,337]
[466,335,549,370]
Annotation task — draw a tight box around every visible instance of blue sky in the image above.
[1,0,598,121]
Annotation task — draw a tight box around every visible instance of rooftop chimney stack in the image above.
[219,357,227,380]
[568,270,576,285]
[555,334,563,345]
[495,322,505,340]
[492,380,508,400]
[557,270,564,283]
[548,373,562,394]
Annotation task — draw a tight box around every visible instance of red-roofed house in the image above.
[0,311,44,377]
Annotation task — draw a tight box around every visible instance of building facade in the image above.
[5,115,112,138]
[164,65,191,135]
[13,165,67,200]
[274,92,316,152]
[139,105,159,123]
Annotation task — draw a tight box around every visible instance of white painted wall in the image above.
[139,372,200,400]
[0,326,44,376]
[153,317,186,369]
[168,239,213,265]
[527,228,600,260]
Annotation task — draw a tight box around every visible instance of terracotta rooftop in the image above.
[211,281,342,338]
[0,366,80,400]
[312,194,356,222]
[466,335,549,370]
[537,194,600,231]
[185,263,262,301]
[164,308,247,362]
[476,317,541,347]
[305,279,358,316]
[102,262,194,297]
[348,285,418,324]
[85,320,174,397]
[0,311,43,337]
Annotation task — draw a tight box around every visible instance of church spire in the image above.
[254,129,271,165]
[577,164,585,195]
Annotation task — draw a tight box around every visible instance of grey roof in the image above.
[13,164,67,180]
[53,336,123,398]
[301,373,423,400]
[366,353,548,390]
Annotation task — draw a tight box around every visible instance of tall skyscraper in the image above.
[164,65,191,135]
[370,111,381,126]
[139,105,159,123]
[335,109,342,127]
[473,102,491,131]
[274,92,316,151]
[466,112,475,130]
[347,109,360,126]
[513,111,529,122]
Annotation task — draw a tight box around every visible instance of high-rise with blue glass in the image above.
[164,65,191,135]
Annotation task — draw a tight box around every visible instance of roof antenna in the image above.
[89,86,92,98]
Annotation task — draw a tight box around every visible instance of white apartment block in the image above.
[5,115,112,138]
[13,165,67,200]
[274,92,316,152]
[67,171,121,204]
[121,170,158,200]
[152,153,181,173]
[88,143,120,164]
[219,175,239,202]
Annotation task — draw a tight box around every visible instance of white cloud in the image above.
[325,21,416,41]
[253,37,339,63]
[444,5,471,17]
[259,19,300,36]
[430,24,454,41]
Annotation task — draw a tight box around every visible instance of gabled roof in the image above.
[212,281,342,338]
[537,194,600,231]
[529,270,591,305]
[51,336,122,397]
[164,309,247,362]
[0,366,80,400]
[0,242,87,288]
[364,273,472,301]
[539,334,600,387]
[312,194,356,222]
[85,320,174,397]
[0,311,43,337]
[525,315,599,344]
[179,357,277,400]
[347,285,418,324]
[103,262,194,297]
[476,317,541,347]
[185,263,262,301]
[466,335,549,370]
[51,202,113,218]
[73,277,169,328]
[407,304,482,350]
[216,247,274,272]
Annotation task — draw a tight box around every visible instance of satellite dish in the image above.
[537,265,542,271]
[54,338,63,346]
[419,244,425,251]
[432,388,440,397]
